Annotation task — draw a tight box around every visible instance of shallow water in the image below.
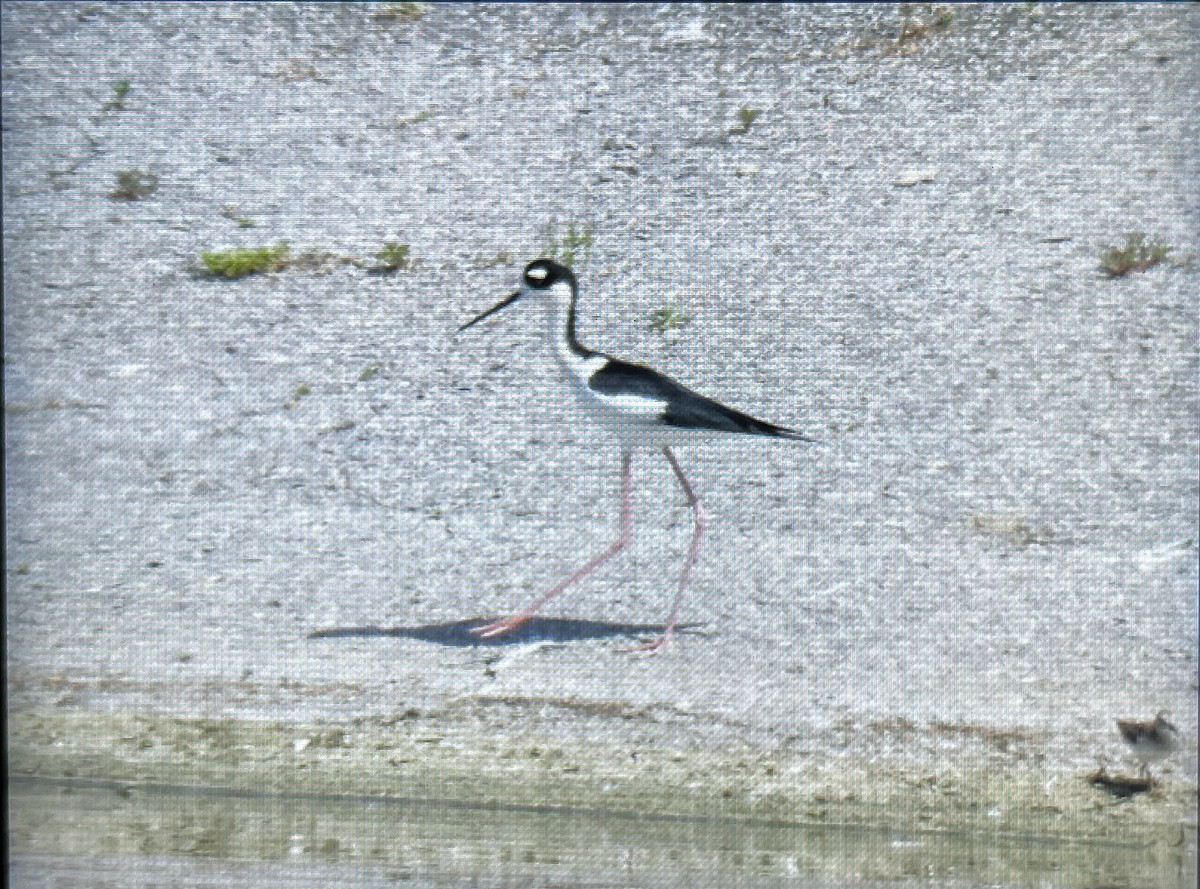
[9,775,1195,889]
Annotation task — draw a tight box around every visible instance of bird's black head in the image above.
[522,258,574,290]
[458,258,577,332]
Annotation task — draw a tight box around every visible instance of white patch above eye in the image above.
[527,266,548,281]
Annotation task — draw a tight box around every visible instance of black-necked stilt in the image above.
[1116,711,1180,778]
[458,258,813,653]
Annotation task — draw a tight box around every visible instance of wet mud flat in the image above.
[9,707,1196,888]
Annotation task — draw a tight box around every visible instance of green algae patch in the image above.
[7,708,1196,887]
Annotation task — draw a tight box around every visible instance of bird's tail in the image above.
[755,419,818,443]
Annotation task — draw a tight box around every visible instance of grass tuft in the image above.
[544,223,594,268]
[201,242,291,279]
[103,79,131,110]
[1100,232,1173,277]
[375,241,410,272]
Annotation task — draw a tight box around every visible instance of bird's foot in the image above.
[622,629,675,655]
[472,614,533,639]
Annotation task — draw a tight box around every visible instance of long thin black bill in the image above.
[458,290,521,331]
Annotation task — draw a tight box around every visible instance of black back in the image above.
[589,358,811,440]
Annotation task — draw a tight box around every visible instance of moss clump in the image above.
[284,382,312,410]
[110,170,158,201]
[473,252,512,269]
[397,110,431,128]
[733,107,761,135]
[201,242,291,279]
[1100,232,1173,277]
[649,307,691,334]
[375,2,424,21]
[220,205,256,228]
[894,6,954,53]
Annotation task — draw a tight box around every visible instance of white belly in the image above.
[559,365,719,449]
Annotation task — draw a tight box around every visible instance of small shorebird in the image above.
[458,258,813,653]
[1116,711,1180,778]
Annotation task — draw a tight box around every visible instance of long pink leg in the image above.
[473,450,634,638]
[628,445,708,654]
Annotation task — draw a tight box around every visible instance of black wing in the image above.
[588,357,813,440]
